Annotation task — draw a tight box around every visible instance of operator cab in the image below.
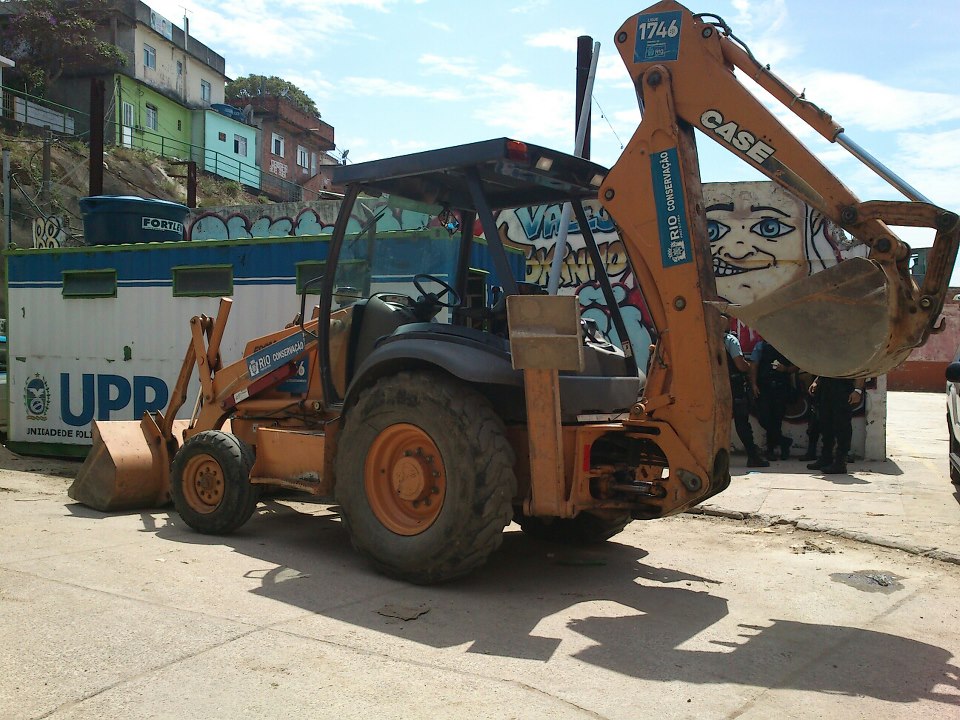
[314,138,641,419]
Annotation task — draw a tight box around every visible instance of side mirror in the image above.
[946,361,960,383]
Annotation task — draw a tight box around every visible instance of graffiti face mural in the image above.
[704,181,847,306]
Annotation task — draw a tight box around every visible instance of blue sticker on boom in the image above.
[650,148,692,268]
[634,10,682,63]
[246,330,306,380]
[277,359,309,393]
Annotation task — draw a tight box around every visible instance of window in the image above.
[296,262,326,294]
[297,145,308,168]
[145,104,158,131]
[272,133,284,156]
[176,61,183,76]
[63,270,117,298]
[143,43,156,69]
[173,265,233,297]
[235,134,247,156]
[200,80,211,103]
[218,131,226,142]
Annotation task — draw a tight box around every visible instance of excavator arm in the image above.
[594,1,958,516]
[604,1,959,379]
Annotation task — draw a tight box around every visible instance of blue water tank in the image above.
[79,196,190,245]
[211,103,244,122]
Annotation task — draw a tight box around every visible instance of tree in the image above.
[0,0,126,94]
[226,75,319,116]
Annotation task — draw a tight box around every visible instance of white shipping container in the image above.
[6,230,520,455]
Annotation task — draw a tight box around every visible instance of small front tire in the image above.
[171,430,260,534]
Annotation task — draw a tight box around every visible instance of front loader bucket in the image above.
[68,417,189,512]
[728,257,901,378]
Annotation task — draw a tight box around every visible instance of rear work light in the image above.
[506,140,529,161]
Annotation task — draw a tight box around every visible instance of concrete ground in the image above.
[1,392,959,719]
[705,391,960,563]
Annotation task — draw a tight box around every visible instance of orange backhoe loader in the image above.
[69,1,958,583]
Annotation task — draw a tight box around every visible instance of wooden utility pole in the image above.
[41,129,52,203]
[576,35,593,161]
[89,78,105,196]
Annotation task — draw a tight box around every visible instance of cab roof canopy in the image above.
[332,138,609,211]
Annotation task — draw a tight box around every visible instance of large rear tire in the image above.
[171,430,259,535]
[335,371,516,584]
[517,511,632,545]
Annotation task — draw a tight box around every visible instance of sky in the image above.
[144,0,960,279]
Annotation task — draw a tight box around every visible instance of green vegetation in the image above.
[226,75,319,117]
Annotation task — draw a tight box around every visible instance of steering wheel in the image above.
[413,273,461,308]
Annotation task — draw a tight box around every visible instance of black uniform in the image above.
[753,341,795,460]
[809,377,856,472]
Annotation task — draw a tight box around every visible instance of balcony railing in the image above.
[0,85,89,136]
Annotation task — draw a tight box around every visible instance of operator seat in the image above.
[346,295,415,380]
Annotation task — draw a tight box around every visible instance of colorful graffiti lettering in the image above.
[186,199,436,241]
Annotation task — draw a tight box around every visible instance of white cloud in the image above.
[510,0,549,14]
[726,0,796,67]
[472,78,573,142]
[418,54,476,78]
[897,128,960,170]
[340,76,464,101]
[493,63,525,79]
[283,71,337,103]
[524,28,586,51]
[595,53,628,83]
[731,0,788,34]
[791,71,960,132]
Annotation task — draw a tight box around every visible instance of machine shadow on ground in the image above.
[92,496,960,708]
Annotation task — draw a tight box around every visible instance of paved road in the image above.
[1,393,959,719]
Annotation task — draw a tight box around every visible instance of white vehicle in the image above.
[947,355,960,484]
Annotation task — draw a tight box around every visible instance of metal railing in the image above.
[125,128,261,189]
[0,85,89,136]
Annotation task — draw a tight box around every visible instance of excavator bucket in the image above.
[728,257,899,378]
[68,417,189,512]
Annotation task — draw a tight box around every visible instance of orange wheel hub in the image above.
[365,423,446,535]
[181,455,225,514]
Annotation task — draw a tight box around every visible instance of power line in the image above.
[592,95,625,151]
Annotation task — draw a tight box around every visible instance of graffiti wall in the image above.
[188,200,341,240]
[187,198,449,241]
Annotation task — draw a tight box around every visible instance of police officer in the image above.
[724,323,769,468]
[806,376,865,474]
[750,339,798,460]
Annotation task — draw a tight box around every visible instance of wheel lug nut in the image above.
[424,497,431,506]
[431,486,439,494]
